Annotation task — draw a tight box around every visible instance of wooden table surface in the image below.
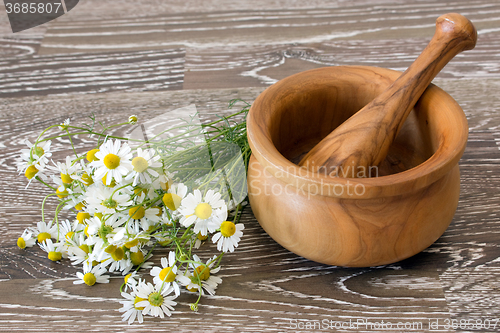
[1,1,499,332]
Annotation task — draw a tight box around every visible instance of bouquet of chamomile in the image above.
[15,101,250,324]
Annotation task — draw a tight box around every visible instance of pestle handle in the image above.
[298,13,477,177]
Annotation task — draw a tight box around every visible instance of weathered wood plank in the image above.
[38,0,500,55]
[0,0,499,331]
[0,79,498,330]
[0,48,185,97]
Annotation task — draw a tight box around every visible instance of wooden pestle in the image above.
[298,13,477,177]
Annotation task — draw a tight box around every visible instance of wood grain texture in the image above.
[0,48,185,97]
[0,0,499,331]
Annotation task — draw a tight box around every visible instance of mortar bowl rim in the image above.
[247,65,468,199]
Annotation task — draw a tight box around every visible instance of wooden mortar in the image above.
[246,66,468,267]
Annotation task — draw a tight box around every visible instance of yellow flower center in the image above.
[130,251,144,265]
[159,267,176,283]
[79,244,90,254]
[220,221,236,238]
[129,206,145,220]
[160,178,170,191]
[83,272,96,286]
[17,237,26,249]
[74,201,86,210]
[81,172,94,186]
[101,174,117,187]
[37,232,51,243]
[34,146,44,157]
[104,244,117,254]
[103,153,120,169]
[134,187,147,196]
[132,156,148,173]
[56,188,68,199]
[148,292,164,307]
[111,247,124,261]
[124,239,139,248]
[134,296,145,310]
[162,193,182,211]
[48,251,62,261]
[61,173,73,184]
[65,231,74,240]
[194,203,212,220]
[129,115,138,124]
[194,264,210,281]
[124,273,132,284]
[25,165,38,180]
[86,149,99,162]
[197,233,208,241]
[76,212,90,224]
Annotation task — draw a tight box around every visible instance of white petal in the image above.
[168,251,176,267]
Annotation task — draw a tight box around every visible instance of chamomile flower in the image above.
[50,155,81,185]
[91,139,132,186]
[16,140,52,187]
[129,248,147,266]
[21,162,49,188]
[193,232,208,249]
[51,174,69,198]
[72,161,95,186]
[39,239,65,261]
[102,255,134,274]
[184,254,222,296]
[155,172,173,192]
[135,281,177,319]
[33,221,58,243]
[128,115,138,124]
[17,229,36,249]
[123,271,140,292]
[18,139,52,170]
[121,233,147,253]
[212,221,244,253]
[119,286,144,324]
[126,148,161,186]
[193,208,225,237]
[62,187,85,211]
[150,251,181,296]
[178,189,227,236]
[162,183,188,213]
[67,236,95,266]
[74,262,110,286]
[84,183,132,215]
[56,219,77,241]
[59,118,70,131]
[85,216,126,250]
[126,204,161,234]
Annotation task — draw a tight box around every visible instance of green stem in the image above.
[36,177,57,191]
[66,129,79,159]
[41,193,59,223]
